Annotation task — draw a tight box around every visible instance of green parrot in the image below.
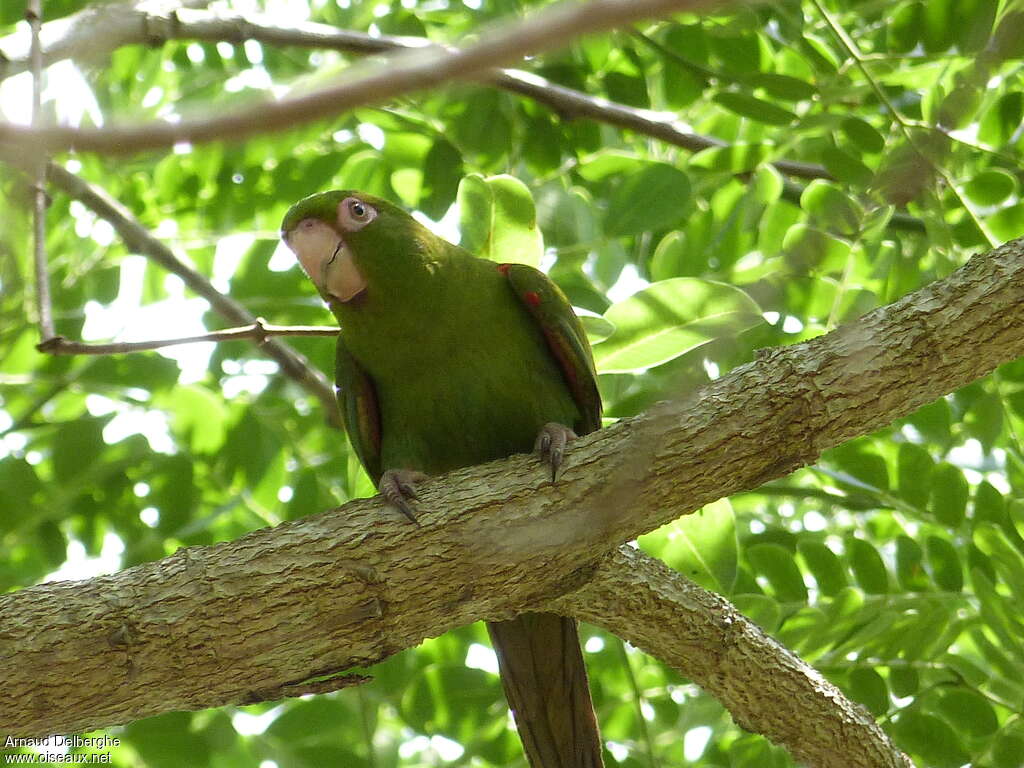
[281,190,604,768]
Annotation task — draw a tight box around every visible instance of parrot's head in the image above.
[281,190,425,305]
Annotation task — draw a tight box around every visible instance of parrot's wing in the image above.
[502,263,603,435]
[335,334,384,483]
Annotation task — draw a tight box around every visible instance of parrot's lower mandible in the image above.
[282,190,605,768]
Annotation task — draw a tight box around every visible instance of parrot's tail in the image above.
[487,612,604,768]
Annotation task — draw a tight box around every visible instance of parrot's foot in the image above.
[534,422,578,481]
[380,469,428,525]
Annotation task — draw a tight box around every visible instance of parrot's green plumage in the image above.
[282,189,604,768]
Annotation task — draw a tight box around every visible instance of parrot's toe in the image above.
[381,469,429,525]
[534,422,578,481]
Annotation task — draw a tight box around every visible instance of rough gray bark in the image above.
[3,237,1023,763]
[550,547,914,768]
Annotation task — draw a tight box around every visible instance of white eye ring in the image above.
[337,197,378,232]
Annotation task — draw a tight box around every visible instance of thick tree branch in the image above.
[549,548,913,768]
[1,2,934,235]
[0,0,210,77]
[0,0,720,155]
[0,2,826,181]
[0,4,935,234]
[3,237,1022,759]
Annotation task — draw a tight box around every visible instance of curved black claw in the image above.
[380,469,428,525]
[534,422,578,481]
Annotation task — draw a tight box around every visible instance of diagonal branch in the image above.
[3,235,1022,761]
[2,154,343,428]
[0,0,212,77]
[0,3,817,176]
[0,0,723,155]
[0,2,936,234]
[548,548,913,768]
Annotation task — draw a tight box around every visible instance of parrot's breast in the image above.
[346,262,579,475]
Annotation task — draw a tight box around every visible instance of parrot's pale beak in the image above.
[285,220,367,303]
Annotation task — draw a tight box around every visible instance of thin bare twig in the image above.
[27,0,53,340]
[37,320,338,356]
[0,0,720,154]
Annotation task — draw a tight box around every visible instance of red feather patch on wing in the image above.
[501,263,602,435]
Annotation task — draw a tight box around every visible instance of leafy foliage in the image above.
[2,0,1024,766]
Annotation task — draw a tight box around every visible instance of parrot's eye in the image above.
[338,196,378,232]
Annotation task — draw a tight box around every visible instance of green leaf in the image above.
[419,140,463,219]
[892,711,970,768]
[35,521,67,569]
[897,443,933,509]
[926,535,963,592]
[821,146,875,187]
[401,665,502,741]
[993,731,1024,768]
[52,417,108,482]
[747,543,808,603]
[0,459,43,532]
[603,163,691,237]
[689,143,774,173]
[904,398,952,445]
[841,117,886,154]
[731,594,782,632]
[713,91,797,125]
[846,536,889,594]
[800,34,839,73]
[826,443,889,492]
[896,535,931,591]
[800,180,863,236]
[649,231,692,281]
[577,150,645,182]
[971,567,1024,662]
[980,92,1023,147]
[937,689,999,737]
[888,2,921,52]
[639,499,738,593]
[988,202,1024,242]
[930,462,968,527]
[537,185,598,247]
[593,278,764,373]
[751,165,784,205]
[846,668,889,715]
[782,224,852,273]
[974,523,1024,598]
[797,541,848,597]
[965,391,1003,451]
[746,73,816,102]
[124,712,213,768]
[964,168,1016,206]
[339,149,391,198]
[578,313,615,345]
[888,666,919,697]
[954,0,998,53]
[921,0,955,52]
[167,385,228,454]
[457,174,543,267]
